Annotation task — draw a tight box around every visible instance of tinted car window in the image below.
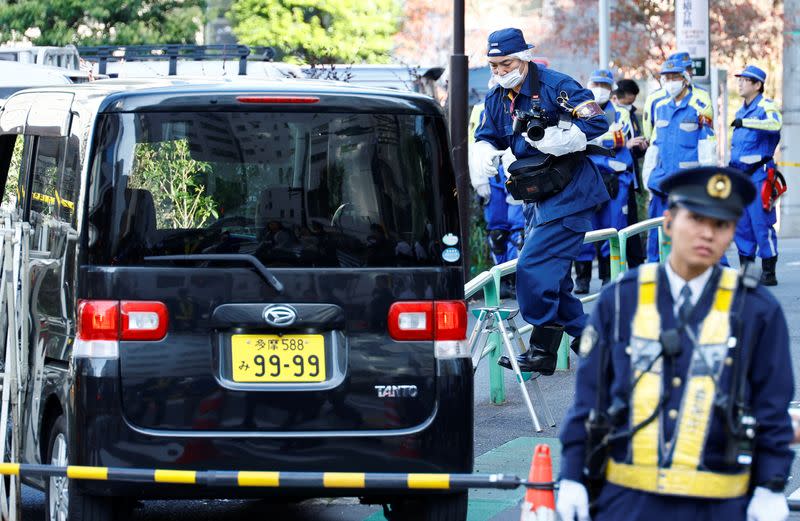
[1,135,25,215]
[29,136,63,219]
[87,111,458,267]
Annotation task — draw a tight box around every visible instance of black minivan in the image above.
[0,79,471,520]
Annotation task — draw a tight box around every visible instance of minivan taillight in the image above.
[236,96,320,104]
[388,302,433,341]
[121,301,169,341]
[388,301,469,359]
[75,300,169,359]
[77,300,119,341]
[433,301,467,341]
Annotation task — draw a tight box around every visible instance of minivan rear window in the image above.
[86,111,458,268]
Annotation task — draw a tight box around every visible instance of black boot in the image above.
[761,256,778,286]
[573,261,591,295]
[498,325,565,376]
[738,254,756,267]
[598,256,611,286]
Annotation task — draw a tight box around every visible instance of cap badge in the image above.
[707,174,732,199]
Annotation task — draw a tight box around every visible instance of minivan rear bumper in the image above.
[70,357,473,499]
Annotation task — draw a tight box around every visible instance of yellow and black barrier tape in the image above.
[777,161,800,168]
[0,463,557,491]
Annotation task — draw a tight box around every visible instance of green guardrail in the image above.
[466,217,666,406]
[617,217,668,272]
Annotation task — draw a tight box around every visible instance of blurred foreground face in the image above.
[664,208,735,272]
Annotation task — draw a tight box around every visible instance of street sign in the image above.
[676,0,710,80]
[692,58,707,78]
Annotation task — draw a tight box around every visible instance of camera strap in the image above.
[529,61,541,101]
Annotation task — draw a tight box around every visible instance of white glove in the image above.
[746,487,789,521]
[506,194,523,205]
[501,148,517,171]
[527,125,587,156]
[474,183,491,199]
[469,140,503,181]
[641,144,658,189]
[697,138,717,166]
[556,479,591,521]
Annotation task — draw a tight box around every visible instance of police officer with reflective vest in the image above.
[557,166,793,521]
[469,102,525,297]
[470,27,609,375]
[641,52,712,143]
[730,65,782,286]
[575,69,635,293]
[614,79,649,269]
[645,56,716,261]
[641,52,713,205]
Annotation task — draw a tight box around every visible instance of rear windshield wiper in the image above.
[143,254,284,293]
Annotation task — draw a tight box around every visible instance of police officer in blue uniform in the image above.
[730,65,782,286]
[483,164,525,267]
[469,102,525,298]
[557,166,793,521]
[470,28,609,375]
[575,69,635,293]
[645,57,716,261]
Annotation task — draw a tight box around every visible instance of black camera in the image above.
[512,104,551,141]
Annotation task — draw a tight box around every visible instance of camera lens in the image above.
[526,122,546,141]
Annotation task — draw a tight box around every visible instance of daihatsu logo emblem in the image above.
[263,305,297,327]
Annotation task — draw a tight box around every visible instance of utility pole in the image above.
[782,0,800,233]
[598,0,610,68]
[450,0,470,274]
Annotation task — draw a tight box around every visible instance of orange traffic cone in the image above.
[520,443,556,521]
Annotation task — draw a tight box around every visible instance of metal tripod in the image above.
[468,307,555,432]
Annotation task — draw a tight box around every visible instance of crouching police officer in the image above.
[470,27,610,375]
[557,166,793,521]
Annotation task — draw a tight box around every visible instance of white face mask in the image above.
[664,80,686,98]
[590,87,611,105]
[616,103,632,111]
[494,67,524,89]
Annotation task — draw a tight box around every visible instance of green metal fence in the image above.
[466,217,666,406]
[617,217,669,272]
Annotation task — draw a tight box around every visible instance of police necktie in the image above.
[677,284,693,324]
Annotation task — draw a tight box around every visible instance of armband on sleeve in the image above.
[573,101,604,119]
[612,129,625,148]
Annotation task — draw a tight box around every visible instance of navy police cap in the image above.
[668,51,692,69]
[487,28,534,57]
[661,166,756,221]
[735,65,767,83]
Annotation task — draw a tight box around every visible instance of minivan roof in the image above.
[7,76,445,116]
[0,61,74,86]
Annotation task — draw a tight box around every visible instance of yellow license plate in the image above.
[231,334,326,383]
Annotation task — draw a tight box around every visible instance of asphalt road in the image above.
[20,238,800,520]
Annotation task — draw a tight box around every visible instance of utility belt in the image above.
[739,156,773,175]
[732,156,788,211]
[505,145,613,203]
